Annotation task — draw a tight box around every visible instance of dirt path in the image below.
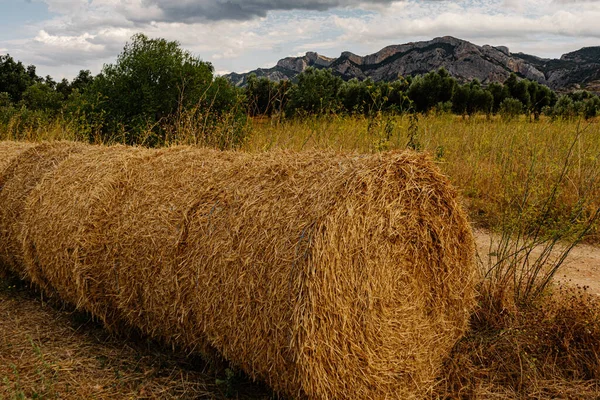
[474,230,600,295]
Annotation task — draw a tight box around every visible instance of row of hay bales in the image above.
[0,141,477,399]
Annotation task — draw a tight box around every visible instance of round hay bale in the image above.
[21,145,157,326]
[22,147,476,399]
[0,141,87,277]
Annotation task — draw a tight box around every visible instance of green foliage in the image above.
[487,81,509,113]
[552,95,577,119]
[244,74,288,116]
[286,67,343,115]
[407,68,456,112]
[584,96,600,119]
[452,80,494,116]
[499,98,524,120]
[527,80,556,120]
[88,33,217,145]
[21,82,63,114]
[0,54,39,103]
[505,73,531,110]
[338,78,374,115]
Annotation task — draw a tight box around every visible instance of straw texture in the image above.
[0,141,35,277]
[0,141,34,173]
[21,145,476,399]
[0,141,86,277]
[21,145,156,320]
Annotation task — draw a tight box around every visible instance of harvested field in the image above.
[17,144,477,399]
[0,141,87,277]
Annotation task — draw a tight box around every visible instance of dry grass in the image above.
[432,285,600,399]
[19,145,476,399]
[245,114,600,241]
[0,141,35,173]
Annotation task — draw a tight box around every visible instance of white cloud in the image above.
[1,0,599,79]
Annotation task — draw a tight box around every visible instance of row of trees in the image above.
[245,67,600,120]
[2,34,600,147]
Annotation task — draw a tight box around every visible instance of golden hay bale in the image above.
[23,147,476,399]
[21,145,157,325]
[0,141,87,277]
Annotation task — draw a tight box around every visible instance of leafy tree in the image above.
[21,82,63,113]
[382,78,412,112]
[583,95,600,119]
[286,67,342,115]
[407,68,456,112]
[0,54,38,103]
[552,95,577,119]
[451,80,493,116]
[339,78,376,115]
[499,98,524,120]
[451,84,470,115]
[504,73,531,110]
[245,74,287,116]
[71,70,94,93]
[55,70,95,100]
[487,82,509,113]
[472,85,491,114]
[526,80,555,120]
[88,33,215,144]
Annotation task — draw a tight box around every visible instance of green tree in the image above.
[286,67,342,115]
[451,84,470,115]
[338,78,375,115]
[487,82,509,113]
[88,33,215,144]
[245,74,287,116]
[0,54,38,103]
[451,80,493,116]
[21,82,63,113]
[499,97,524,120]
[526,80,555,120]
[552,95,576,119]
[407,68,456,113]
[583,95,600,120]
[504,73,531,110]
[382,78,412,112]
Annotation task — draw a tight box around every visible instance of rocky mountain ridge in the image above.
[225,36,600,92]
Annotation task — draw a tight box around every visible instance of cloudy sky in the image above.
[1,0,599,80]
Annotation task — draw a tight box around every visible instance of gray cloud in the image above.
[131,0,396,23]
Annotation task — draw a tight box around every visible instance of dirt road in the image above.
[474,230,600,295]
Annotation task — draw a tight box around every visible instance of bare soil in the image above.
[474,230,600,296]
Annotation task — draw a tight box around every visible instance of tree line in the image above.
[246,67,600,121]
[2,34,599,147]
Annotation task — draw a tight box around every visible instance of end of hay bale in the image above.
[289,151,477,399]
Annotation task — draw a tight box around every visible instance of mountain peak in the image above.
[226,37,600,93]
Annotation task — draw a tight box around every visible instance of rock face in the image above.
[224,36,600,93]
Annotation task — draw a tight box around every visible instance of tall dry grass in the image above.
[244,114,600,239]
